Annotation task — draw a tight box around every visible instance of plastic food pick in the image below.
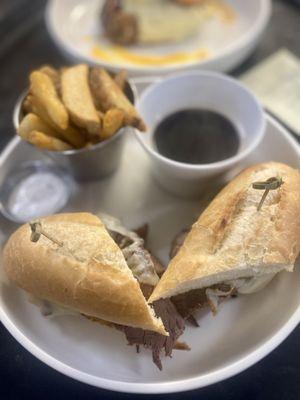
[29,220,63,246]
[252,176,283,211]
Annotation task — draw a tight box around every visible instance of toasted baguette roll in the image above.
[61,65,101,136]
[149,162,300,302]
[3,213,167,335]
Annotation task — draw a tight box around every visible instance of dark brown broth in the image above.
[153,109,240,164]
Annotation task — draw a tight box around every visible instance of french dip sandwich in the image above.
[3,162,299,369]
[101,0,209,45]
[3,213,185,370]
[149,162,300,322]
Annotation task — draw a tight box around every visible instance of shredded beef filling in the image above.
[172,284,236,326]
[170,227,205,322]
[108,224,186,370]
[107,221,236,369]
[170,228,237,323]
[121,297,185,370]
[172,289,206,325]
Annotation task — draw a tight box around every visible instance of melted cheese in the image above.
[99,213,159,286]
[228,274,277,295]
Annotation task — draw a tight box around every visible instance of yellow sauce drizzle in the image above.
[91,45,209,66]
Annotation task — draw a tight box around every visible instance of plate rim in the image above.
[45,0,272,75]
[0,114,299,393]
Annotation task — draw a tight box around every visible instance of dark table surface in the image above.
[0,1,299,399]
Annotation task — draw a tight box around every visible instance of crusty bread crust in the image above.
[149,162,300,302]
[3,213,167,335]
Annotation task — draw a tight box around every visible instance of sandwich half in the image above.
[3,212,185,369]
[149,162,300,320]
[101,0,209,45]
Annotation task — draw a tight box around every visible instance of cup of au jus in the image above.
[134,71,266,197]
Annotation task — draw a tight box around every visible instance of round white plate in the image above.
[46,0,271,76]
[0,107,299,393]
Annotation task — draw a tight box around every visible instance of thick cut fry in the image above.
[61,64,101,136]
[23,130,72,151]
[97,110,104,120]
[26,95,86,148]
[101,108,125,140]
[89,67,146,131]
[39,65,61,95]
[83,142,94,149]
[114,70,127,91]
[30,71,69,130]
[59,124,86,148]
[18,113,63,140]
[174,0,205,4]
[25,95,52,125]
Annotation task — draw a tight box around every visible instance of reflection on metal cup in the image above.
[43,128,128,181]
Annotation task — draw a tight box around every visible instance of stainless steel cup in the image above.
[13,79,138,182]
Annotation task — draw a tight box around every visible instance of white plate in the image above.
[46,0,271,76]
[0,78,299,393]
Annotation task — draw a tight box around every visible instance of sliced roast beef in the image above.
[172,288,207,321]
[100,216,187,369]
[120,266,186,370]
[170,228,237,322]
[172,284,236,324]
[121,298,185,370]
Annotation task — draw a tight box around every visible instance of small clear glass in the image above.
[0,161,75,223]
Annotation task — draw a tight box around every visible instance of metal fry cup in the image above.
[13,78,138,182]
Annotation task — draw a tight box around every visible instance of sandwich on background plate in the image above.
[101,0,210,45]
[3,212,186,370]
[149,162,300,323]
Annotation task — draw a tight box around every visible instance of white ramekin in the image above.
[135,71,266,197]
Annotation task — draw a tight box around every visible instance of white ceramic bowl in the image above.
[45,0,271,76]
[135,71,266,197]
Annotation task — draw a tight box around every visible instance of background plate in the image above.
[0,78,299,393]
[46,0,271,76]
